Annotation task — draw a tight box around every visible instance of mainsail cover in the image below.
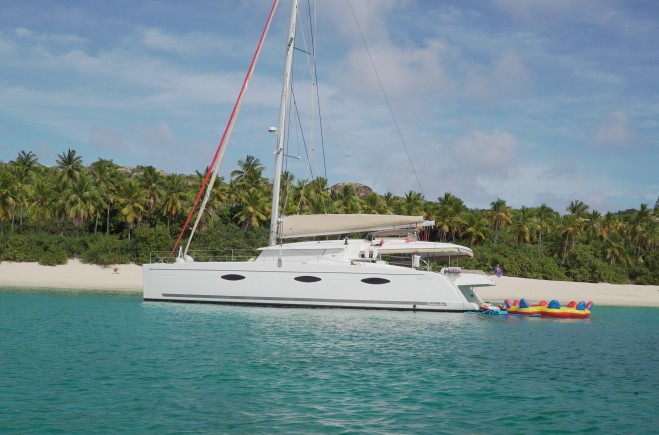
[279,214,429,239]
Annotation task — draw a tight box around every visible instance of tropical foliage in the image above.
[0,150,657,284]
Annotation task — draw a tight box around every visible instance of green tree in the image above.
[161,174,188,229]
[461,212,488,247]
[62,171,101,232]
[396,191,425,216]
[56,148,84,185]
[485,198,512,243]
[119,179,146,239]
[235,187,269,231]
[90,159,124,234]
[511,206,537,245]
[534,203,557,256]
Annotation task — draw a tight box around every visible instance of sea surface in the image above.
[1,288,658,434]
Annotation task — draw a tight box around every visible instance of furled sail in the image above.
[279,214,431,239]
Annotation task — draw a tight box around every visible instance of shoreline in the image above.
[1,260,658,307]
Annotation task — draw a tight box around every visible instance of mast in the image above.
[269,0,298,246]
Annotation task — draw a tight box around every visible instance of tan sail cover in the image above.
[280,214,426,239]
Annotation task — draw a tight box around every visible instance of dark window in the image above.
[361,277,390,285]
[294,275,322,283]
[221,274,245,281]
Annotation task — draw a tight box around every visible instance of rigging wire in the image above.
[169,0,280,258]
[346,0,425,197]
[306,0,328,181]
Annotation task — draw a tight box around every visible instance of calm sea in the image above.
[1,288,657,434]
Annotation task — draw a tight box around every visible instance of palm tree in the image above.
[461,212,488,247]
[119,179,146,239]
[235,187,269,231]
[0,168,17,233]
[11,150,39,173]
[28,172,54,224]
[90,159,123,234]
[584,210,603,241]
[333,184,362,214]
[601,212,623,238]
[137,166,165,221]
[434,193,466,242]
[397,191,425,216]
[511,206,537,245]
[56,148,83,184]
[308,177,331,213]
[362,192,385,214]
[534,203,557,256]
[231,155,265,189]
[566,199,589,218]
[602,233,629,267]
[7,164,31,230]
[628,204,653,263]
[161,174,187,229]
[485,198,512,243]
[381,192,397,214]
[62,171,101,232]
[558,214,583,265]
[436,192,466,214]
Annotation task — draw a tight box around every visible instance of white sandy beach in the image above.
[0,259,142,292]
[1,260,658,307]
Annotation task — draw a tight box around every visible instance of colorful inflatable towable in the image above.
[542,299,593,319]
[504,298,592,319]
[505,298,546,316]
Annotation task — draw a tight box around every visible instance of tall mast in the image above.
[269,0,299,246]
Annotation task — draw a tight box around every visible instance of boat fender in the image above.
[548,299,561,309]
[576,301,586,310]
[519,298,530,309]
[586,301,593,310]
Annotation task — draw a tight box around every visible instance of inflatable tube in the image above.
[507,298,547,316]
[505,298,592,319]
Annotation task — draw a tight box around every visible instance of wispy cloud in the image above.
[590,110,645,150]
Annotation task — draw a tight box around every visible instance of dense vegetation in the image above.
[1,150,657,284]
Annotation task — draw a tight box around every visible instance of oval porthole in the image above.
[361,277,390,285]
[294,275,322,283]
[221,274,245,281]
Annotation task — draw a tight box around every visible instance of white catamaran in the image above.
[143,0,495,311]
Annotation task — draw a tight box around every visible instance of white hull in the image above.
[143,261,492,312]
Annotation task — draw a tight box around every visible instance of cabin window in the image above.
[294,276,322,283]
[221,274,246,281]
[361,277,390,285]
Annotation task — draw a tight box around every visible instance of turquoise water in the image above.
[1,288,658,434]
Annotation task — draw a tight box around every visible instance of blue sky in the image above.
[1,0,657,213]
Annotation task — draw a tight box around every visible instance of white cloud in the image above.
[540,160,578,179]
[491,0,614,24]
[591,110,644,149]
[90,127,128,152]
[451,130,521,176]
[463,52,530,101]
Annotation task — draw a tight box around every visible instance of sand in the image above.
[0,259,142,292]
[1,260,658,307]
[478,275,659,307]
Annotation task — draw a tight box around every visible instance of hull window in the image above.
[221,274,246,281]
[294,276,322,283]
[361,277,390,285]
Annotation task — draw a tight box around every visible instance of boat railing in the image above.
[149,249,260,263]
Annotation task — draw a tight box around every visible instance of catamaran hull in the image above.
[143,262,491,312]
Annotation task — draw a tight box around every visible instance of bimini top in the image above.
[374,239,474,259]
[279,214,433,239]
